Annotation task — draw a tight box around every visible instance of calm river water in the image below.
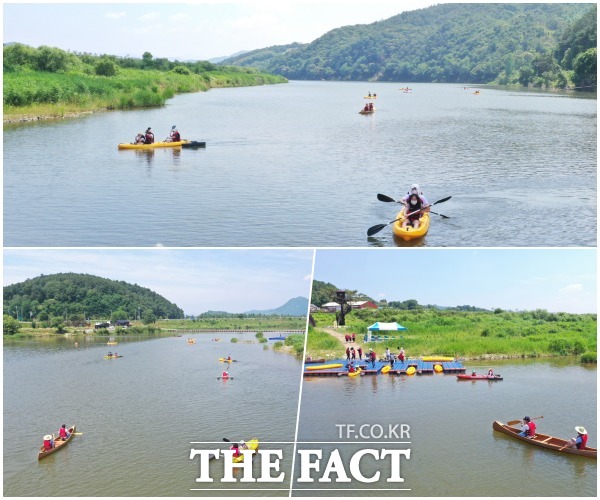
[3,333,303,496]
[3,81,596,247]
[294,359,596,497]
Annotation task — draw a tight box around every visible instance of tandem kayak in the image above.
[118,140,189,150]
[103,355,123,359]
[233,438,259,463]
[305,363,343,371]
[359,109,375,114]
[219,358,236,363]
[348,368,363,377]
[38,425,76,460]
[392,208,430,240]
[492,421,596,459]
[457,374,502,381]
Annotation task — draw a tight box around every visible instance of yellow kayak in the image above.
[381,365,391,374]
[305,363,343,371]
[348,368,362,377]
[392,208,430,240]
[421,356,454,362]
[118,140,188,150]
[233,438,259,463]
[406,366,416,375]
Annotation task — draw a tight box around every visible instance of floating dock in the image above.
[303,358,466,377]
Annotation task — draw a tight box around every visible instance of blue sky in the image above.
[3,1,435,61]
[313,249,597,314]
[3,249,314,315]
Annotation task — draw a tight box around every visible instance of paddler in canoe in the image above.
[58,424,71,440]
[518,416,537,438]
[42,434,55,451]
[565,426,589,450]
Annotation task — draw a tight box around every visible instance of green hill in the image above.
[221,3,595,87]
[3,273,184,321]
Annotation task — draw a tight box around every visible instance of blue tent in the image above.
[367,322,407,331]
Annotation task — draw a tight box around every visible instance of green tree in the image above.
[142,51,154,69]
[572,48,597,88]
[3,315,21,335]
[142,309,157,325]
[95,57,119,76]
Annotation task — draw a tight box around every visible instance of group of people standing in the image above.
[134,125,180,145]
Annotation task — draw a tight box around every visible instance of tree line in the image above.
[222,3,596,89]
[3,273,184,329]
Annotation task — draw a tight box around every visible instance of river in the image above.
[293,358,596,496]
[3,81,596,247]
[3,333,302,496]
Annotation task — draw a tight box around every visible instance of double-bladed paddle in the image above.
[377,193,451,219]
[367,196,452,236]
[507,415,544,426]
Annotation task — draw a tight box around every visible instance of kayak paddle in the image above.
[377,193,451,218]
[367,196,452,236]
[217,376,234,380]
[507,415,544,426]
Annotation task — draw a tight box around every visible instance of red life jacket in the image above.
[59,427,68,438]
[230,446,240,457]
[527,421,536,436]
[145,132,154,144]
[171,131,181,141]
[577,434,588,449]
[222,371,228,378]
[43,439,53,450]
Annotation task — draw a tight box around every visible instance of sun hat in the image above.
[575,426,587,435]
[523,416,530,421]
[240,440,245,444]
[44,435,52,440]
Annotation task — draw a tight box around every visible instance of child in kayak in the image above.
[402,193,426,229]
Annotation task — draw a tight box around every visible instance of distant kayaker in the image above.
[144,127,155,144]
[566,426,588,450]
[239,440,248,450]
[107,352,113,357]
[166,125,181,142]
[58,424,70,440]
[363,103,369,111]
[222,370,229,378]
[488,368,494,377]
[368,102,374,111]
[401,193,426,229]
[134,133,145,144]
[348,362,356,373]
[230,443,241,458]
[42,434,54,450]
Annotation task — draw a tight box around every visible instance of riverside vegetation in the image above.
[3,45,287,122]
[306,309,597,363]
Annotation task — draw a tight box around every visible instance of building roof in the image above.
[367,322,407,331]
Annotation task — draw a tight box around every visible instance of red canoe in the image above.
[457,374,503,381]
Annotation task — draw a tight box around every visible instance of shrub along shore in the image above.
[3,44,287,124]
[306,310,597,363]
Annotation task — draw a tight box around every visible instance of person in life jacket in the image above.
[42,434,54,451]
[402,193,426,229]
[134,133,145,144]
[230,443,241,458]
[144,127,155,144]
[363,103,369,111]
[222,370,229,378]
[401,184,430,206]
[518,416,536,438]
[167,125,181,142]
[58,424,70,440]
[567,426,588,449]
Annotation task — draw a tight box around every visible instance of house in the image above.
[349,300,378,309]
[309,304,320,312]
[321,302,341,312]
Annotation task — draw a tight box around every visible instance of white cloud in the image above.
[106,12,126,19]
[559,284,584,294]
[138,12,160,22]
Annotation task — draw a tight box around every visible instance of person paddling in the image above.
[58,424,70,440]
[144,127,155,144]
[402,193,426,229]
[42,434,55,451]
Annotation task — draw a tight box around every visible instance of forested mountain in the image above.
[3,273,184,321]
[245,296,309,316]
[221,3,596,88]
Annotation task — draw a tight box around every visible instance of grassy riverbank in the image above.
[4,66,286,123]
[306,310,597,362]
[4,316,306,339]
